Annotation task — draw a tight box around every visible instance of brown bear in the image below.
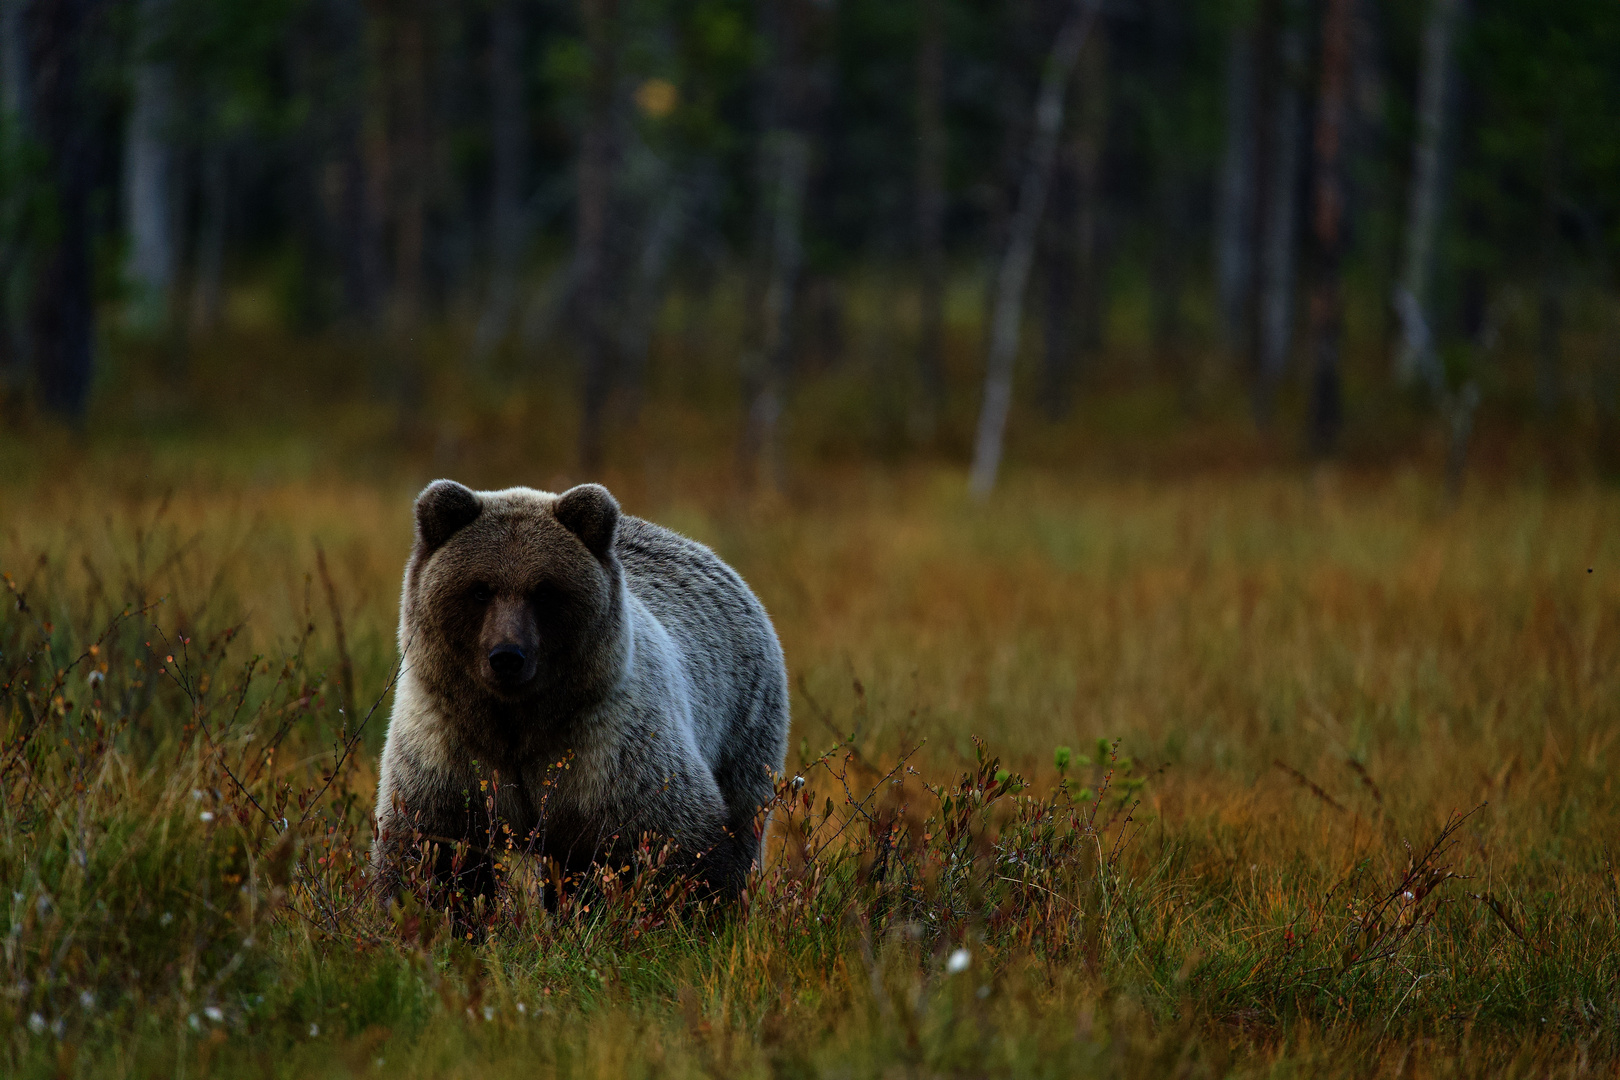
[372,480,789,908]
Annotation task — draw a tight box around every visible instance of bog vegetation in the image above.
[3,0,1620,1072]
[2,341,1618,1077]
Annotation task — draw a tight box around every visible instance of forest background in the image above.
[1,0,1620,1077]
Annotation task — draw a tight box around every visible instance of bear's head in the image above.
[401,480,628,718]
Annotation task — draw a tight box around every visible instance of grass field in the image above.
[2,349,1618,1078]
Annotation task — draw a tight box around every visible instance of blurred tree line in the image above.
[0,0,1617,486]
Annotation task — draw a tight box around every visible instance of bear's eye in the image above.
[471,584,495,603]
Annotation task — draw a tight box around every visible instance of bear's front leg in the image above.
[374,769,505,926]
[632,760,759,905]
[685,821,758,903]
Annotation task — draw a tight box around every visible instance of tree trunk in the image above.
[190,141,227,333]
[1392,0,1462,390]
[123,0,175,333]
[1597,309,1620,478]
[27,0,99,423]
[1040,143,1077,419]
[1391,0,1480,490]
[740,0,824,491]
[1306,0,1353,458]
[967,0,1101,499]
[0,0,25,120]
[1215,18,1257,355]
[330,0,381,325]
[740,128,809,489]
[576,0,619,472]
[1040,22,1106,420]
[476,0,528,361]
[1536,277,1562,418]
[390,2,429,330]
[619,175,687,413]
[1148,0,1189,400]
[1249,0,1304,427]
[1534,136,1564,419]
[1072,23,1106,361]
[0,0,31,396]
[915,0,946,407]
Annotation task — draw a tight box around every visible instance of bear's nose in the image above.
[487,644,528,681]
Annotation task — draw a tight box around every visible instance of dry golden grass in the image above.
[2,366,1618,1077]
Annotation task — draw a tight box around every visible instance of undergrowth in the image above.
[3,495,1617,1080]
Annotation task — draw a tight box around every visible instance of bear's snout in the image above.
[479,595,540,690]
[487,643,529,682]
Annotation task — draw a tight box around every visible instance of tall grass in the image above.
[2,373,1618,1075]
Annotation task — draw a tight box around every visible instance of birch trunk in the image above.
[967,0,1101,499]
[1391,0,1479,491]
[123,0,175,332]
[1393,0,1462,389]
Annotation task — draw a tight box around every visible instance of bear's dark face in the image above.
[403,481,626,711]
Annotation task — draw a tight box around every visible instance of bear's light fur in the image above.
[373,480,788,903]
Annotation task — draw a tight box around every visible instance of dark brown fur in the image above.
[374,481,789,915]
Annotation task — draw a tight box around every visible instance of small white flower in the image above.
[483,1006,495,1022]
[27,1013,46,1035]
[160,912,174,926]
[199,811,215,823]
[87,670,104,688]
[309,1022,320,1037]
[188,1014,202,1032]
[1403,891,1415,901]
[204,1006,224,1023]
[790,775,806,791]
[191,789,204,801]
[79,990,95,1010]
[945,947,972,974]
[516,1002,526,1016]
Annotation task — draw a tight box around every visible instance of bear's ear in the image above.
[414,480,482,551]
[554,483,620,562]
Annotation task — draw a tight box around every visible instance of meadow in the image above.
[2,334,1618,1078]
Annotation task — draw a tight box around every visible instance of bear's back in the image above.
[614,516,785,773]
